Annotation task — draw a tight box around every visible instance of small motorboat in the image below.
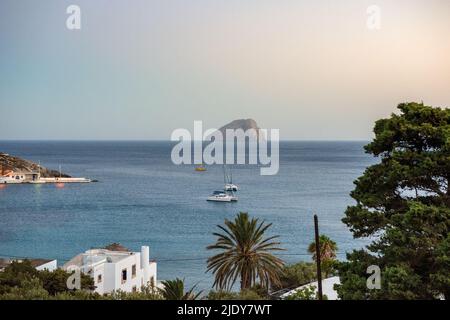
[207,191,233,202]
[195,164,207,172]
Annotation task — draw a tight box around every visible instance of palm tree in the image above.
[159,278,202,300]
[206,212,285,291]
[308,235,338,277]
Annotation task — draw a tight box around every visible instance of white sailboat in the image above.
[206,166,239,202]
[223,165,238,191]
[207,191,233,202]
[227,190,238,202]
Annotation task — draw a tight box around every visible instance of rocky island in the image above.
[217,118,264,139]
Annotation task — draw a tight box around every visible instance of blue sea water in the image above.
[0,141,375,290]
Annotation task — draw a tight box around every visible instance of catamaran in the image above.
[223,165,238,191]
[207,191,233,202]
[207,190,238,202]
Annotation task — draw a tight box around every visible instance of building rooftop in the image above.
[281,276,341,300]
[0,258,54,270]
[63,249,135,269]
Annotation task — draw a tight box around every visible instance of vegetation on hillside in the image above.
[308,235,338,278]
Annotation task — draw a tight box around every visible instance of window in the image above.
[132,264,136,278]
[121,269,127,284]
[97,274,102,284]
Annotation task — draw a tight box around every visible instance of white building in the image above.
[33,259,58,272]
[63,246,157,295]
[0,258,57,272]
[281,276,341,300]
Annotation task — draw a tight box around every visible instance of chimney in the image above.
[140,246,150,284]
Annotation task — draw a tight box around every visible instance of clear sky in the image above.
[1,0,449,140]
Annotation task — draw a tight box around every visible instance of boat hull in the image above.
[207,196,232,202]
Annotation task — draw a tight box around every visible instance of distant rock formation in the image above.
[214,119,265,140]
[103,243,129,252]
[0,153,71,178]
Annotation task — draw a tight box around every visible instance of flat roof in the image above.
[281,276,340,300]
[0,258,54,269]
[63,249,135,268]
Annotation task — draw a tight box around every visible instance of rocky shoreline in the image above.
[0,153,71,178]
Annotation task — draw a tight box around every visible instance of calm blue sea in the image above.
[0,141,375,290]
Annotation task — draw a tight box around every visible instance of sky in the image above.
[1,0,449,140]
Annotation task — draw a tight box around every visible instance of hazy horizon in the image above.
[0,138,372,142]
[1,0,449,140]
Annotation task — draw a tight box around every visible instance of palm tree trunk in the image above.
[240,271,250,290]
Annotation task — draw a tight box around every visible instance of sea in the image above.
[0,141,375,291]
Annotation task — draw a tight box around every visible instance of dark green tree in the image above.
[38,268,95,295]
[0,260,95,299]
[272,262,317,291]
[336,102,450,300]
[0,260,38,295]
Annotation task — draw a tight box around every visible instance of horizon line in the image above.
[0,138,371,142]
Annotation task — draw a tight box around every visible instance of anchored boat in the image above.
[223,165,238,191]
[195,163,207,172]
[207,190,238,202]
[207,191,232,202]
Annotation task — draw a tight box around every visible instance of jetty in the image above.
[0,153,94,184]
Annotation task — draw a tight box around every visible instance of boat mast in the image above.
[223,165,231,184]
